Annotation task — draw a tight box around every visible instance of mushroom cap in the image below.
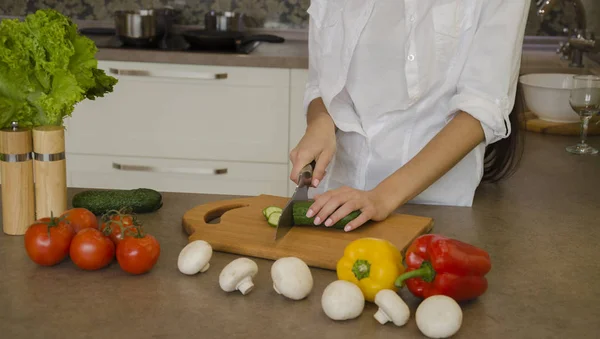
[177,240,213,275]
[373,289,410,326]
[416,295,463,338]
[219,257,259,292]
[321,280,365,320]
[271,257,313,300]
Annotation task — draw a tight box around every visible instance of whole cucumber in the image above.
[292,200,362,229]
[72,188,163,215]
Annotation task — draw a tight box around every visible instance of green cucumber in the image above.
[72,188,163,215]
[292,200,361,229]
[267,211,281,227]
[263,206,283,219]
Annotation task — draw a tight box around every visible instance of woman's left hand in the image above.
[307,186,394,232]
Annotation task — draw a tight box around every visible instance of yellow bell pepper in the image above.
[336,237,405,302]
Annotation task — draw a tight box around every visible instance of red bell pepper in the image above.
[394,234,491,302]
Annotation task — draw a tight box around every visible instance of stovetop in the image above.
[82,29,261,55]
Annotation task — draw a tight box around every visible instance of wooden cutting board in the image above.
[182,194,434,271]
[522,111,600,136]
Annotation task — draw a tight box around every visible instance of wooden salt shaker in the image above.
[33,126,67,219]
[0,123,35,235]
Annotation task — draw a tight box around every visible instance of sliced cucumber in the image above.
[267,212,281,227]
[263,206,282,219]
[293,200,361,229]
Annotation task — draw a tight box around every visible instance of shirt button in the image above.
[410,15,415,22]
[407,54,415,61]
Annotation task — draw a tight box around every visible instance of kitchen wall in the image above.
[0,0,598,34]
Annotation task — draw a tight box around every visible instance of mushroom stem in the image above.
[373,309,391,325]
[236,276,254,295]
[200,263,210,273]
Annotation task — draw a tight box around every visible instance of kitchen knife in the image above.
[275,160,316,240]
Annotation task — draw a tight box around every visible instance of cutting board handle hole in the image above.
[204,203,249,224]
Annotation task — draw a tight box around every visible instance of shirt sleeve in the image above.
[303,15,322,116]
[448,0,530,145]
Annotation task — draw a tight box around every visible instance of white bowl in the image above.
[519,73,580,123]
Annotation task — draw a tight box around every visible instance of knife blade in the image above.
[275,160,316,240]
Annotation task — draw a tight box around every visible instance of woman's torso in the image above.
[308,0,486,206]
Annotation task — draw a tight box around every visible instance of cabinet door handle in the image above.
[108,68,228,80]
[112,163,227,175]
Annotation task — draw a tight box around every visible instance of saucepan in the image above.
[204,10,245,32]
[114,8,177,47]
[182,10,285,51]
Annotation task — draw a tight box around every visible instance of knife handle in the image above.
[298,160,316,186]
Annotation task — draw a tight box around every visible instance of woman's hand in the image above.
[306,186,395,232]
[289,99,337,187]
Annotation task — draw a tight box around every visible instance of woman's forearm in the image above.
[306,97,336,134]
[373,111,485,211]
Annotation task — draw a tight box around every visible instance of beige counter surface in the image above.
[95,39,309,69]
[1,132,599,338]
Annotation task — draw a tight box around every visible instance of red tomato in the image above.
[24,217,74,266]
[69,228,115,270]
[61,208,98,234]
[116,230,160,275]
[100,213,137,245]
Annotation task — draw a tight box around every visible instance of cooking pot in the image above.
[114,8,175,47]
[204,10,245,32]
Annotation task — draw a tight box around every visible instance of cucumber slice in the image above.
[267,211,281,227]
[263,206,283,219]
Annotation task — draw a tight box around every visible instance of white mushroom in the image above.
[219,257,259,295]
[321,280,365,320]
[271,257,313,300]
[177,240,213,275]
[416,295,463,338]
[373,289,410,326]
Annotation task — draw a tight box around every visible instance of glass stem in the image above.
[580,115,591,146]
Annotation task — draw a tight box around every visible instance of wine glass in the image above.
[566,75,600,155]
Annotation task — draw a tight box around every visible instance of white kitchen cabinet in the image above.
[64,60,309,197]
[64,60,290,196]
[66,154,288,197]
[65,60,290,164]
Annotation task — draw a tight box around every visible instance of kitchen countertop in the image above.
[1,132,599,338]
[94,38,310,69]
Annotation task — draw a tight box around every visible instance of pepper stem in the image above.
[394,261,436,287]
[352,259,371,280]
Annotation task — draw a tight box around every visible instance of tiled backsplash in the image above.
[1,0,598,34]
[0,0,311,29]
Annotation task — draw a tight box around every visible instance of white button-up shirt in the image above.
[304,0,530,206]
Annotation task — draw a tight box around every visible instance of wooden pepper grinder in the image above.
[33,126,67,219]
[0,122,36,235]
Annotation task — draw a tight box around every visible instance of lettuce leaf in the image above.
[0,9,117,128]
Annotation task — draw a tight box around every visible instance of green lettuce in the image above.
[0,9,117,128]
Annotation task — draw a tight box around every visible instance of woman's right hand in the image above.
[289,105,337,188]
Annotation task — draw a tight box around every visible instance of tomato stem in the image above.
[43,211,68,237]
[100,207,143,240]
[100,223,113,237]
[122,224,146,239]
